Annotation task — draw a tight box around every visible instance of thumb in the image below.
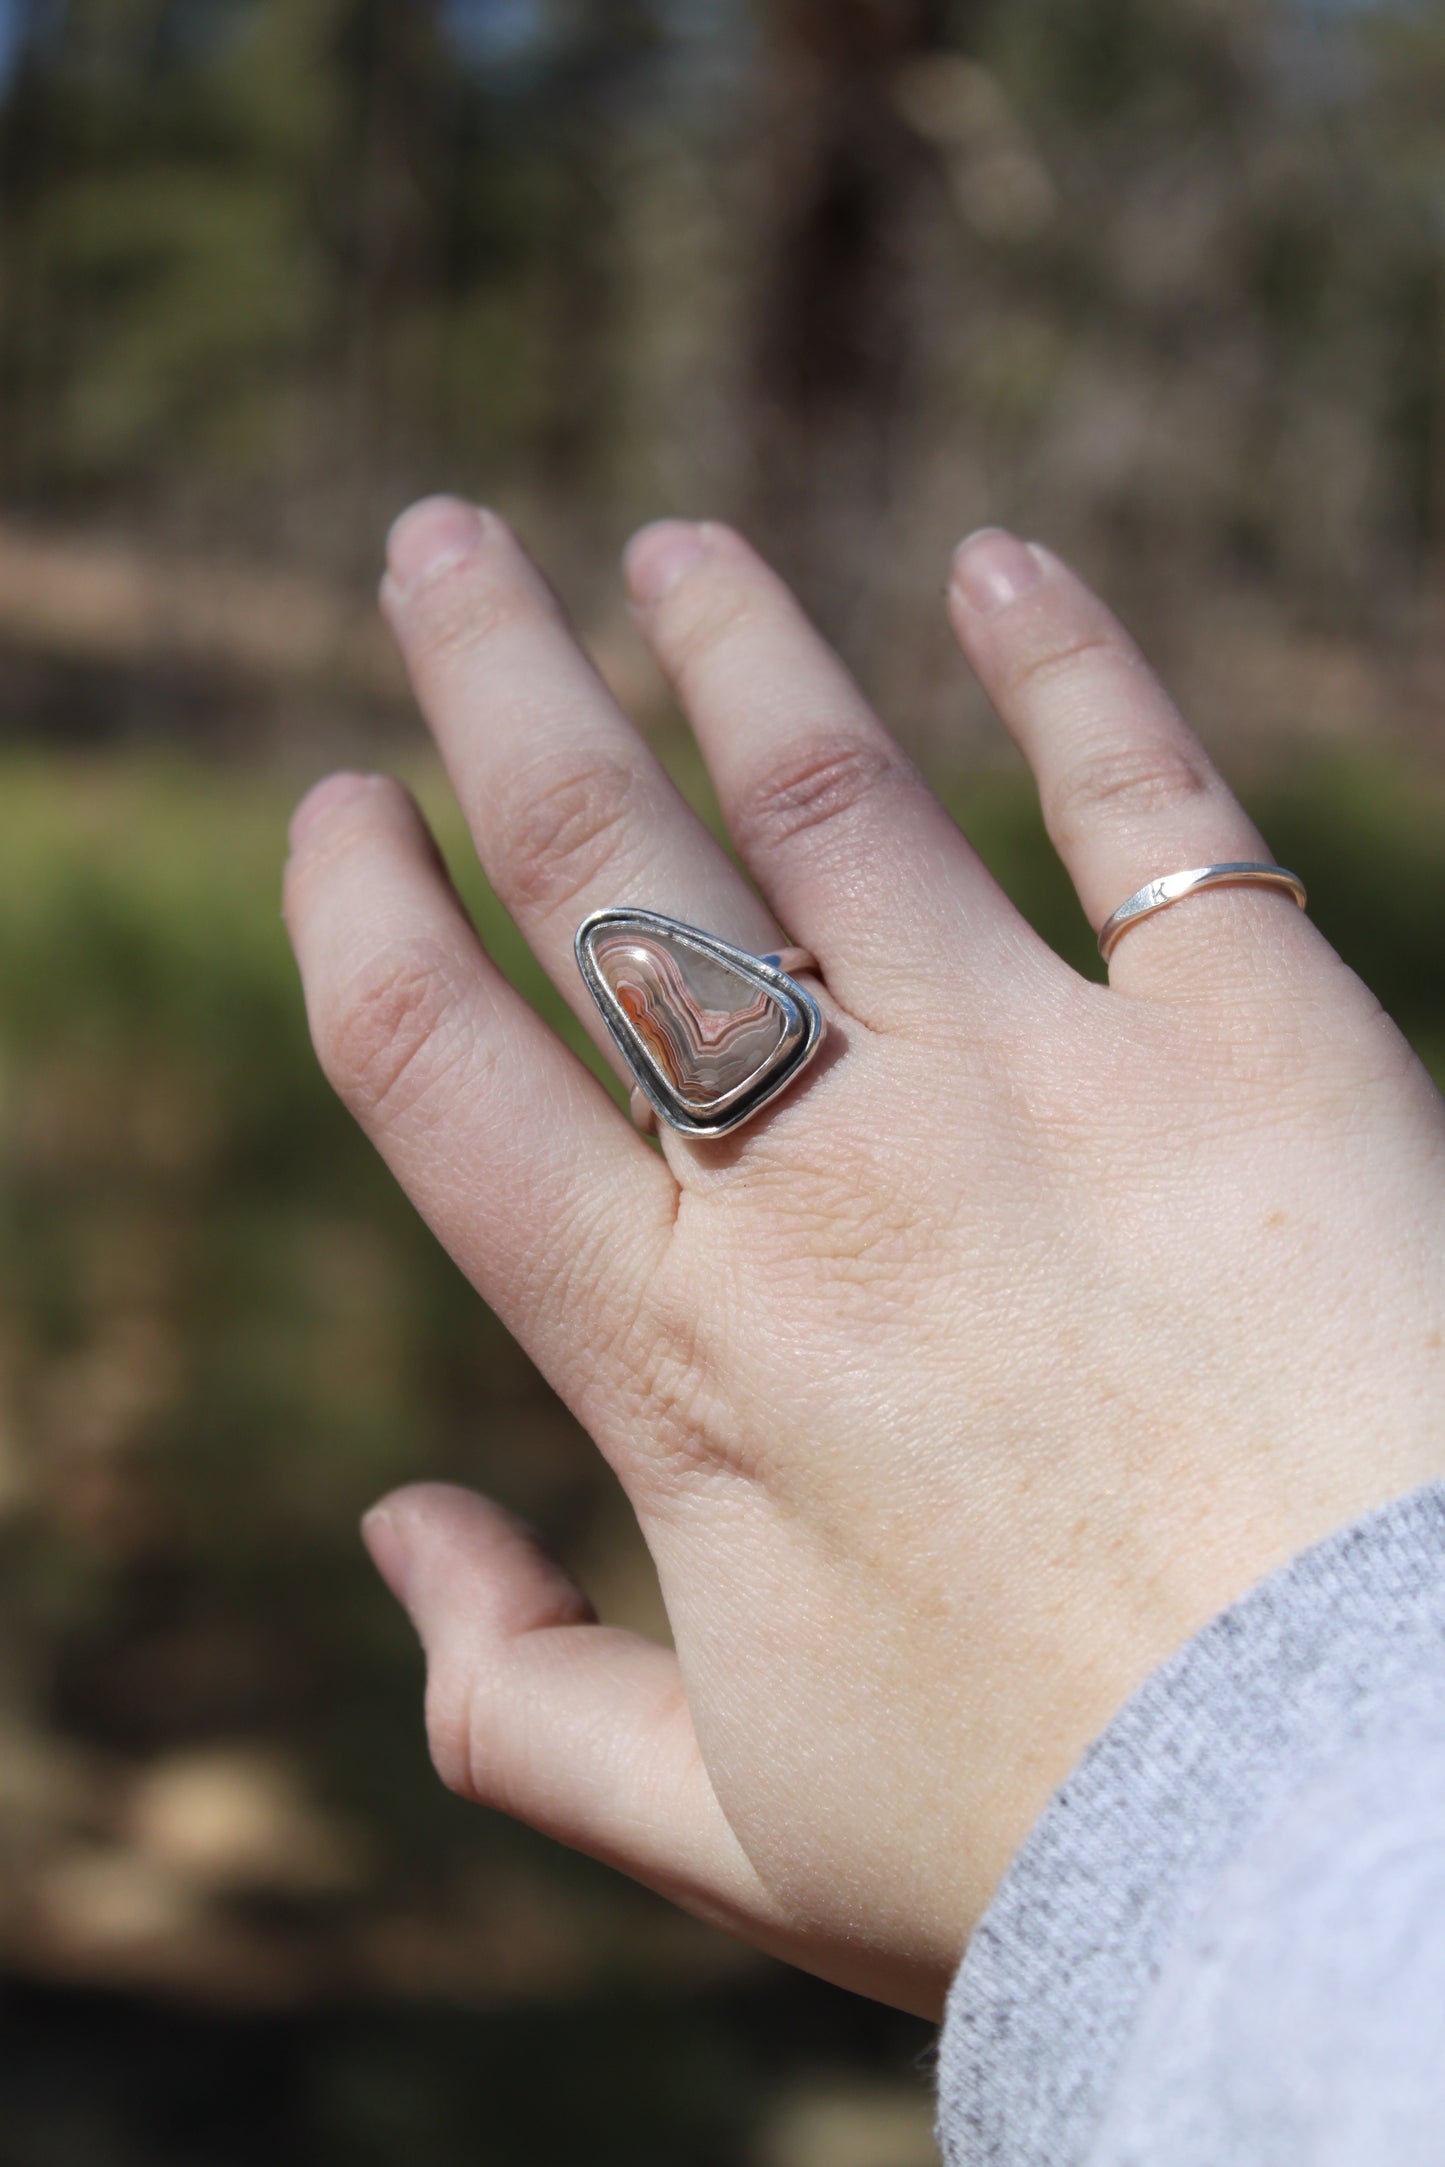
[361,1482,772,1936]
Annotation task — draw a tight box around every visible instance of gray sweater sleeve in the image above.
[936,1482,1445,2167]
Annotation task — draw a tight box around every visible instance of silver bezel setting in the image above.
[575,906,825,1140]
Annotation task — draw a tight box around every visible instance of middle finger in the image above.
[624,519,1054,1023]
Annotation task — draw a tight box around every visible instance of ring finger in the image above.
[381,498,790,1073]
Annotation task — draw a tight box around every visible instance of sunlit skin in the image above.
[282,505,1445,2018]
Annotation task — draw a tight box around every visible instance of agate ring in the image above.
[575,907,824,1139]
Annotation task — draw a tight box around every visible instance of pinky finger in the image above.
[947,531,1323,992]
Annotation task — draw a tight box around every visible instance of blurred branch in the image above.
[0,520,665,728]
[0,521,405,698]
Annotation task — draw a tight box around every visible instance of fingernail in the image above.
[624,520,707,605]
[951,528,1044,616]
[288,771,377,850]
[361,1503,412,1608]
[386,496,485,594]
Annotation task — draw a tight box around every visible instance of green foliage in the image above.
[0,0,662,525]
[0,757,599,1882]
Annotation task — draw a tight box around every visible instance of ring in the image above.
[1098,862,1308,964]
[575,907,825,1139]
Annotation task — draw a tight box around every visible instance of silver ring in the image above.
[575,907,824,1139]
[1098,862,1308,964]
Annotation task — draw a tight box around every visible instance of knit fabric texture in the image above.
[936,1482,1445,2166]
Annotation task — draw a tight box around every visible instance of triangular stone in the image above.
[588,921,789,1113]
[576,909,821,1136]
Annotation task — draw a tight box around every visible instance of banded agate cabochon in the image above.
[589,927,792,1114]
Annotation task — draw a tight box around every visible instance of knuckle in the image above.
[1002,627,1120,702]
[403,537,540,671]
[731,738,898,860]
[490,754,641,915]
[319,937,475,1126]
[283,782,410,915]
[1048,740,1212,846]
[663,578,762,683]
[424,1669,483,1804]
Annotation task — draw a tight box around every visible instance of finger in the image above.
[361,1482,777,1936]
[283,772,674,1428]
[624,520,1052,1024]
[947,530,1321,989]
[379,499,787,1074]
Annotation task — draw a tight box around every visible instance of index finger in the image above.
[283,772,676,1443]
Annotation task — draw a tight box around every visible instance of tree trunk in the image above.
[743,0,967,622]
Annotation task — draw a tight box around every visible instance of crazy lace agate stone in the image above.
[590,928,791,1114]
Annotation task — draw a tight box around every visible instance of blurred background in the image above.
[0,1,1443,2161]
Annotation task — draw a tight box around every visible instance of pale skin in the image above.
[282,506,1445,2020]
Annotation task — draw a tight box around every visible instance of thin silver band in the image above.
[1098,862,1308,964]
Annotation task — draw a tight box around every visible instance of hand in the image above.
[282,506,1445,2018]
